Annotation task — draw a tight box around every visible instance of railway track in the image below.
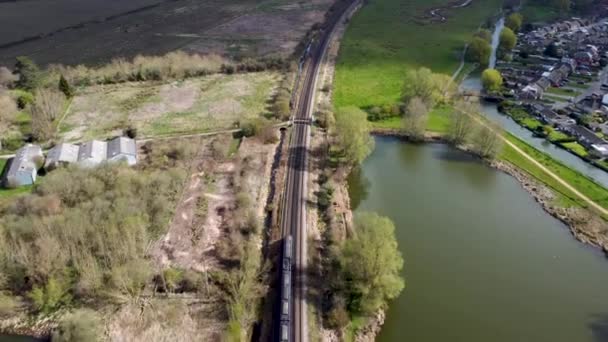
[277,0,358,341]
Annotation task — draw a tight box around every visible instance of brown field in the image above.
[0,0,334,67]
[59,71,279,141]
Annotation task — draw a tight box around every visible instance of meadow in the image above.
[333,0,502,109]
[59,72,279,140]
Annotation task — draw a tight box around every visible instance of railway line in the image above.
[277,0,357,341]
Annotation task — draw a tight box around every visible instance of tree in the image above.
[52,309,102,342]
[447,104,474,146]
[14,56,41,91]
[466,37,492,66]
[402,97,429,141]
[31,89,65,141]
[481,69,503,92]
[339,212,404,315]
[470,123,502,159]
[58,75,73,98]
[544,42,560,58]
[401,67,436,106]
[499,27,517,52]
[473,29,492,43]
[505,13,523,32]
[334,106,374,165]
[553,0,571,12]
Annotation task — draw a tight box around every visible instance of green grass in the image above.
[369,105,452,133]
[542,94,567,103]
[426,105,452,133]
[520,2,561,23]
[561,141,589,158]
[334,0,502,108]
[567,82,590,90]
[500,134,608,209]
[521,117,542,131]
[546,87,581,97]
[0,184,33,199]
[547,130,572,142]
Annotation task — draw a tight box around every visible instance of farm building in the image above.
[107,137,137,166]
[45,143,80,170]
[3,144,43,187]
[78,140,108,168]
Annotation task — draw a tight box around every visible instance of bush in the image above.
[14,56,41,91]
[52,309,102,342]
[15,90,34,109]
[123,126,138,139]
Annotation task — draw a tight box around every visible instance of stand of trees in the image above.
[0,163,187,313]
[334,106,374,165]
[481,69,503,92]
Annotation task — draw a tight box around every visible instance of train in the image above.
[280,235,293,342]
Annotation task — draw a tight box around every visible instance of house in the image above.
[107,137,137,166]
[3,144,43,187]
[45,143,80,170]
[575,51,594,65]
[520,84,543,99]
[539,108,562,126]
[591,144,608,157]
[561,124,607,148]
[78,140,108,168]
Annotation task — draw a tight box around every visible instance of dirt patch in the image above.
[160,82,199,111]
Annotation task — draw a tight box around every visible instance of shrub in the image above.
[52,309,102,342]
[14,56,41,91]
[15,90,34,109]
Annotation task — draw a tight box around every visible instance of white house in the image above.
[3,144,43,187]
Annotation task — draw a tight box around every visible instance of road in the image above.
[278,1,356,341]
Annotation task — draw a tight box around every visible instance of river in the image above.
[349,137,608,342]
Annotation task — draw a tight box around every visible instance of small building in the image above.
[561,124,607,148]
[45,143,80,170]
[107,137,137,166]
[3,144,43,187]
[591,144,608,158]
[78,140,108,168]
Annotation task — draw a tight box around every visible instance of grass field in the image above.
[333,0,502,108]
[369,105,452,132]
[60,72,279,141]
[500,134,608,209]
[520,2,560,23]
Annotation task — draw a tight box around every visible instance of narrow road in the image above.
[278,1,357,341]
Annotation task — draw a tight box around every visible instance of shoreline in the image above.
[370,129,608,255]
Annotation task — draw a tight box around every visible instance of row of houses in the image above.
[2,136,137,188]
[528,104,608,157]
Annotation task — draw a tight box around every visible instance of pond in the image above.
[349,137,608,342]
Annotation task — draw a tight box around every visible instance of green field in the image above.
[500,134,608,209]
[334,0,502,108]
[369,105,452,133]
[520,2,560,23]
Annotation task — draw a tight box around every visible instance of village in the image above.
[496,15,608,170]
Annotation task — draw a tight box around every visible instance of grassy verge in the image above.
[546,87,581,97]
[334,0,502,108]
[560,141,589,158]
[500,133,608,209]
[369,105,452,133]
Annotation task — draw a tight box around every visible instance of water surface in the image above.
[349,137,608,342]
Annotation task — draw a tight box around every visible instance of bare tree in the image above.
[402,96,428,141]
[470,123,502,159]
[448,99,477,146]
[31,89,65,141]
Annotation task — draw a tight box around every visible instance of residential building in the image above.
[78,140,108,168]
[45,143,80,170]
[107,137,137,166]
[3,144,43,187]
